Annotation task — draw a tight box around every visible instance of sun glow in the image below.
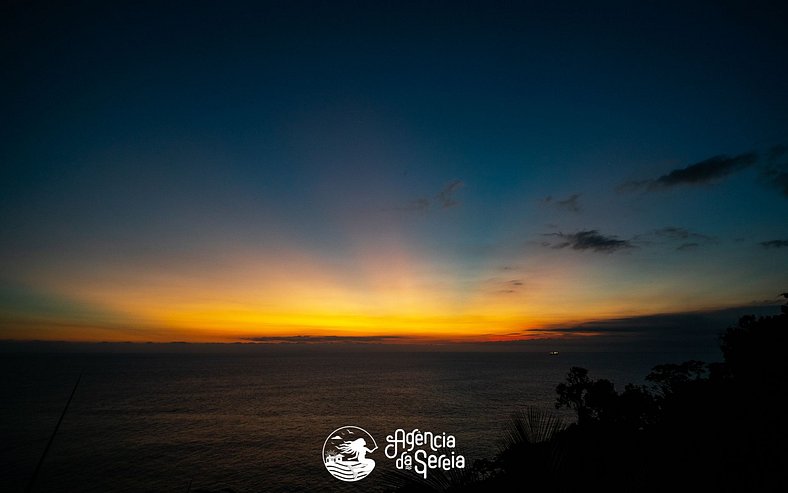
[0,239,667,343]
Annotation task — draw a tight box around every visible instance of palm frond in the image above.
[501,406,565,449]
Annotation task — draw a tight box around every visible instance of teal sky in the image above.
[1,1,786,345]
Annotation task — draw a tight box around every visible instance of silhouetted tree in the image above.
[616,383,657,430]
[719,295,788,389]
[554,367,591,424]
[646,360,707,396]
[713,293,788,491]
[397,293,788,492]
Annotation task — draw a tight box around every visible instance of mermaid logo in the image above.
[322,426,378,482]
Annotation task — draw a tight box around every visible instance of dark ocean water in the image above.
[0,350,716,492]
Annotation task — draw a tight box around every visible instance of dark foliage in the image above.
[395,294,788,492]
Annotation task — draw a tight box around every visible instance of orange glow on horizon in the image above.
[0,239,750,344]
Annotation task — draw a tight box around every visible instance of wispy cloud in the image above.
[545,230,634,253]
[651,226,712,241]
[621,152,758,191]
[436,179,465,208]
[544,226,717,254]
[635,226,715,251]
[676,242,700,251]
[398,179,465,212]
[241,335,408,344]
[760,239,788,249]
[760,145,788,197]
[400,197,431,213]
[485,278,526,294]
[497,303,786,353]
[544,193,581,213]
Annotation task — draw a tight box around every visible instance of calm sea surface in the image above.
[0,350,715,492]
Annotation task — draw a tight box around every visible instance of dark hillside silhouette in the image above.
[395,293,788,492]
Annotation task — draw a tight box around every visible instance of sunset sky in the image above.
[1,1,786,345]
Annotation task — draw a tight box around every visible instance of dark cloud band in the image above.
[760,239,788,249]
[546,230,634,253]
[621,152,758,192]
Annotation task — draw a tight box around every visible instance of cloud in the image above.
[545,226,715,254]
[621,152,758,191]
[552,304,782,337]
[634,227,715,251]
[436,179,465,208]
[510,303,786,352]
[760,239,788,249]
[489,278,526,294]
[676,242,699,251]
[651,227,712,241]
[545,230,634,253]
[400,197,431,213]
[241,335,407,344]
[760,146,788,197]
[544,193,582,213]
[397,179,465,212]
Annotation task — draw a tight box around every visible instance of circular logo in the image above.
[322,426,378,482]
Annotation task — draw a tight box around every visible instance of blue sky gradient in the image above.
[2,1,786,344]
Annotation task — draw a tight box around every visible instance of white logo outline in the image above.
[322,425,378,482]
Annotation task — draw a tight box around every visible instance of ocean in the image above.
[0,350,716,492]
